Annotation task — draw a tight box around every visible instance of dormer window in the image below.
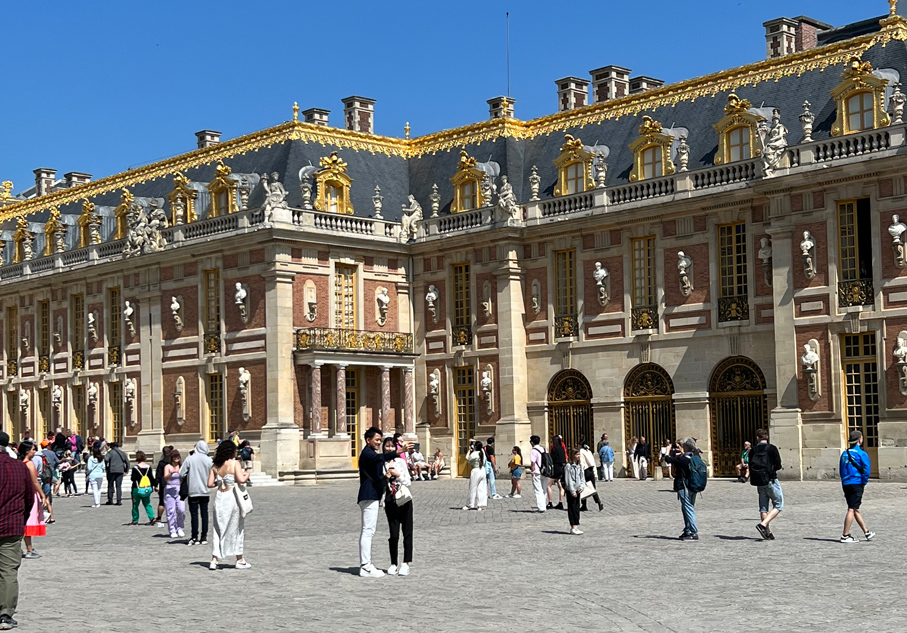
[641,146,663,179]
[314,152,354,215]
[113,188,134,239]
[207,160,237,217]
[450,150,485,213]
[168,172,198,224]
[554,135,594,196]
[629,117,675,181]
[713,94,762,165]
[831,57,890,137]
[727,126,751,162]
[77,200,99,248]
[459,179,478,211]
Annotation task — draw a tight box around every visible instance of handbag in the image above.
[580,482,596,500]
[394,483,413,505]
[234,483,253,517]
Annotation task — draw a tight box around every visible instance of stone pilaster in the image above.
[403,366,415,438]
[310,363,323,436]
[335,364,347,436]
[673,391,711,472]
[135,284,163,455]
[380,366,391,432]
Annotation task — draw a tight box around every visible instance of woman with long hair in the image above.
[207,440,251,570]
[163,449,186,538]
[462,440,488,511]
[507,446,523,498]
[579,443,604,512]
[85,446,106,507]
[564,448,586,535]
[547,435,567,510]
[18,441,49,558]
[153,446,173,527]
[382,437,413,576]
[129,451,157,526]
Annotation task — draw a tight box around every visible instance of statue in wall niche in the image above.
[54,225,66,254]
[481,173,496,206]
[124,378,135,403]
[890,82,906,125]
[762,108,789,176]
[87,381,98,405]
[531,294,541,315]
[592,262,609,305]
[425,285,439,323]
[235,282,249,323]
[890,214,907,268]
[496,175,520,221]
[758,237,773,286]
[372,185,384,219]
[52,384,62,409]
[172,196,186,225]
[675,136,690,172]
[87,312,97,342]
[171,296,183,332]
[19,389,28,413]
[801,343,820,398]
[895,338,907,391]
[677,251,693,297]
[238,366,251,421]
[800,230,817,279]
[799,101,815,143]
[480,368,493,415]
[400,195,422,243]
[429,184,440,218]
[376,287,390,326]
[428,369,441,417]
[260,172,289,223]
[528,166,540,201]
[124,301,136,337]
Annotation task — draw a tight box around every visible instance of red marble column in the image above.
[310,363,323,436]
[403,367,414,436]
[336,364,347,435]
[380,366,391,432]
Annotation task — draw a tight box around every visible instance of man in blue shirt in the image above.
[839,430,875,543]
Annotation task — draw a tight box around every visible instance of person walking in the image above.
[839,430,874,543]
[57,450,76,497]
[0,432,35,631]
[180,440,213,546]
[748,429,784,540]
[128,452,157,526]
[548,435,567,510]
[579,444,604,512]
[381,437,413,576]
[598,440,614,482]
[634,436,651,481]
[163,449,186,538]
[627,437,638,479]
[85,447,105,507]
[463,441,488,511]
[660,439,673,480]
[595,433,608,481]
[563,449,585,535]
[357,427,409,578]
[104,442,130,506]
[529,436,547,513]
[18,441,48,559]
[484,437,502,500]
[153,446,173,527]
[51,431,68,459]
[507,446,523,498]
[664,438,700,541]
[36,446,57,523]
[207,441,251,570]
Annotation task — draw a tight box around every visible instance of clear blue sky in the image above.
[0,0,880,193]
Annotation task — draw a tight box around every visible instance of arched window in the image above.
[450,150,485,213]
[831,57,890,137]
[314,152,354,215]
[712,94,762,165]
[846,91,875,133]
[629,116,675,181]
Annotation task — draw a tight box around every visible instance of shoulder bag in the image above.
[384,463,413,506]
[234,482,253,517]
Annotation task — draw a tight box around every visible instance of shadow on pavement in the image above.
[329,566,362,576]
[802,537,842,543]
[713,535,761,541]
[632,535,679,540]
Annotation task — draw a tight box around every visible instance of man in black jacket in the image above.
[358,426,410,578]
[634,436,652,481]
[104,443,130,505]
[749,429,783,540]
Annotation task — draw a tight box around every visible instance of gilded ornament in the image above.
[638,116,664,135]
[723,93,752,115]
[0,180,13,206]
[293,101,299,122]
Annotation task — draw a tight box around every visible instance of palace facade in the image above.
[3,5,907,481]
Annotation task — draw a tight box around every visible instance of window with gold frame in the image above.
[39,388,50,439]
[554,135,594,196]
[837,198,874,307]
[334,264,357,329]
[629,117,675,181]
[712,94,763,165]
[203,269,221,354]
[39,300,49,357]
[718,223,750,322]
[314,152,354,215]
[73,384,85,438]
[108,288,121,346]
[77,200,99,247]
[452,262,471,345]
[72,294,85,358]
[831,57,890,137]
[206,373,224,443]
[207,161,237,217]
[450,151,485,213]
[12,217,33,264]
[43,207,63,256]
[110,382,123,444]
[554,250,576,317]
[631,236,657,331]
[113,189,133,239]
[168,172,198,224]
[6,306,18,377]
[346,369,360,462]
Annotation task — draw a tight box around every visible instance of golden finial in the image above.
[293,101,300,122]
[404,122,411,139]
[0,180,13,206]
[891,0,898,16]
[500,97,510,117]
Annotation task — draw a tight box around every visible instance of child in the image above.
[564,448,586,535]
[58,451,75,497]
[507,447,523,498]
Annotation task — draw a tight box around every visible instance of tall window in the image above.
[452,263,471,345]
[842,333,879,475]
[632,238,655,309]
[719,223,748,299]
[327,184,342,214]
[838,199,873,307]
[73,385,85,438]
[554,250,576,317]
[459,181,477,211]
[204,269,221,354]
[39,301,49,356]
[641,147,662,180]
[72,294,84,369]
[346,369,359,460]
[38,388,50,440]
[455,367,476,470]
[110,383,123,444]
[109,288,121,345]
[334,265,357,329]
[7,391,19,441]
[207,373,224,442]
[727,127,751,162]
[846,92,874,133]
[564,162,584,195]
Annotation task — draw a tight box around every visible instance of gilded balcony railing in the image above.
[718,295,750,322]
[838,279,874,308]
[631,305,658,331]
[295,328,414,354]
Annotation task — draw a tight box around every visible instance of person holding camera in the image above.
[663,438,700,541]
[382,437,413,576]
[462,440,488,511]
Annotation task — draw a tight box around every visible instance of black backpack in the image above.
[39,454,55,484]
[534,447,555,478]
[748,444,772,486]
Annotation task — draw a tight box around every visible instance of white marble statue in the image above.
[87,312,97,341]
[400,195,422,242]
[171,296,183,332]
[801,343,819,371]
[496,175,520,221]
[800,230,817,279]
[88,218,102,245]
[890,214,907,268]
[758,237,773,286]
[594,154,608,188]
[54,225,66,254]
[593,262,609,305]
[261,172,289,223]
[480,369,493,415]
[895,337,907,389]
[87,381,98,405]
[891,82,906,125]
[19,388,28,412]
[425,284,439,323]
[376,287,390,326]
[799,101,815,143]
[235,282,248,323]
[372,185,384,219]
[124,300,135,337]
[762,108,789,176]
[300,179,313,211]
[429,183,441,218]
[52,384,63,408]
[481,174,496,206]
[123,204,149,258]
[21,234,33,261]
[172,196,186,225]
[124,378,135,402]
[238,366,251,416]
[531,294,541,315]
[675,136,690,172]
[801,343,820,398]
[678,251,693,297]
[429,369,441,417]
[238,184,250,211]
[529,166,540,201]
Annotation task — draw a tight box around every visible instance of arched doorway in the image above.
[547,370,593,450]
[624,364,677,478]
[709,356,768,477]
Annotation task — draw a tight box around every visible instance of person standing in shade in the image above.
[563,449,585,535]
[660,439,673,480]
[595,433,608,481]
[104,442,130,506]
[128,452,157,526]
[207,441,251,570]
[578,444,603,512]
[85,447,105,507]
[634,436,651,481]
[0,432,35,631]
[548,435,567,510]
[463,441,488,511]
[664,438,699,541]
[163,449,186,538]
[529,436,547,513]
[749,429,783,540]
[381,437,413,576]
[598,440,614,482]
[507,446,523,498]
[18,441,48,559]
[181,440,213,546]
[839,430,875,543]
[484,437,502,500]
[627,437,638,479]
[358,427,409,578]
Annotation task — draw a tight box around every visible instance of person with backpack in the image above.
[238,441,254,486]
[36,446,58,523]
[529,435,552,512]
[839,430,874,543]
[663,437,706,541]
[748,430,783,540]
[104,442,130,505]
[128,451,157,526]
[152,446,173,527]
[483,437,502,500]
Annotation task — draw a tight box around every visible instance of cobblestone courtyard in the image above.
[14,477,907,632]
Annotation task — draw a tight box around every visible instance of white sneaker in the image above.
[387,564,398,576]
[398,563,410,576]
[235,560,252,569]
[462,506,471,511]
[209,561,218,570]
[570,528,584,535]
[170,532,178,538]
[432,475,438,480]
[360,564,385,578]
[177,528,185,537]
[492,494,503,500]
[512,494,522,498]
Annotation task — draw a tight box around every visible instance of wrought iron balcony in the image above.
[72,351,84,371]
[718,295,750,322]
[108,346,121,367]
[838,278,874,308]
[554,314,578,338]
[38,354,50,374]
[631,305,658,331]
[6,360,17,377]
[451,324,472,346]
[204,333,221,355]
[295,327,414,354]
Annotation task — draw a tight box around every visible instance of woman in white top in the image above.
[382,437,413,576]
[206,441,251,570]
[660,439,673,479]
[578,444,603,512]
[627,437,639,480]
[462,440,488,511]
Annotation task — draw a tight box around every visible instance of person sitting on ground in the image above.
[429,448,444,480]
[409,446,427,480]
[736,441,751,483]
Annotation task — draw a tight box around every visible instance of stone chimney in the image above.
[64,172,91,188]
[33,168,56,197]
[341,96,375,134]
[487,96,516,120]
[195,130,222,149]
[629,76,665,95]
[764,16,831,59]
[302,108,330,127]
[556,77,590,112]
[589,65,631,104]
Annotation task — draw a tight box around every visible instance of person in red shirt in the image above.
[0,431,36,630]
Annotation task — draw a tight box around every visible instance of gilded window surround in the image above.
[168,172,198,223]
[629,117,675,182]
[713,94,764,165]
[314,152,354,215]
[113,189,134,239]
[450,151,486,213]
[553,135,594,196]
[77,200,99,248]
[206,161,237,217]
[12,217,32,263]
[43,207,62,256]
[2,16,905,222]
[831,56,891,136]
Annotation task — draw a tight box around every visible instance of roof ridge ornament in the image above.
[638,116,663,135]
[293,101,299,122]
[724,93,752,115]
[891,0,898,16]
[0,181,13,207]
[842,55,874,79]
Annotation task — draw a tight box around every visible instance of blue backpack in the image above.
[686,454,708,493]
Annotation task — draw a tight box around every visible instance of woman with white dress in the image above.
[462,440,488,511]
[627,437,639,480]
[207,441,251,570]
